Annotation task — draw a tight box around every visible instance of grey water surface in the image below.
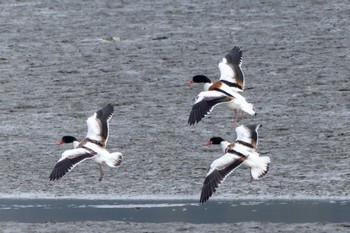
[0,199,349,224]
[0,0,349,232]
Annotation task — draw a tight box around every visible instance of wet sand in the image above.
[0,0,349,232]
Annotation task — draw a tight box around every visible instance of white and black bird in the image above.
[187,47,255,127]
[200,124,270,203]
[49,104,123,182]
[188,81,255,126]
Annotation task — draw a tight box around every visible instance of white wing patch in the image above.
[235,125,253,146]
[194,90,228,104]
[59,148,92,162]
[86,113,103,143]
[206,153,241,177]
[218,46,245,91]
[235,124,261,148]
[219,58,236,83]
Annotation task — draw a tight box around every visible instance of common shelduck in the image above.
[49,104,123,182]
[187,47,255,126]
[200,124,270,203]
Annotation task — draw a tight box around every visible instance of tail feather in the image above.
[250,156,270,180]
[106,152,123,167]
[232,94,256,116]
[240,102,256,116]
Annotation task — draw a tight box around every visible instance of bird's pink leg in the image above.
[233,109,238,128]
[98,164,104,181]
[249,175,253,183]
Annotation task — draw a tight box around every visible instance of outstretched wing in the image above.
[200,152,247,203]
[218,46,244,91]
[49,148,96,181]
[188,91,231,125]
[86,104,114,146]
[235,124,262,148]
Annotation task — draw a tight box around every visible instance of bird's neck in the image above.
[220,141,231,153]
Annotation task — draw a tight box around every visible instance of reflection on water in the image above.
[0,199,349,223]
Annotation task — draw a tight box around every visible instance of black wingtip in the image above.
[49,172,59,181]
[200,190,211,204]
[225,46,243,65]
[188,116,200,126]
[188,109,203,126]
[199,197,208,204]
[188,97,220,126]
[103,103,114,113]
[48,159,72,181]
[199,172,221,204]
[49,168,63,181]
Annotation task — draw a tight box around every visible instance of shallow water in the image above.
[0,0,349,232]
[0,198,349,223]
